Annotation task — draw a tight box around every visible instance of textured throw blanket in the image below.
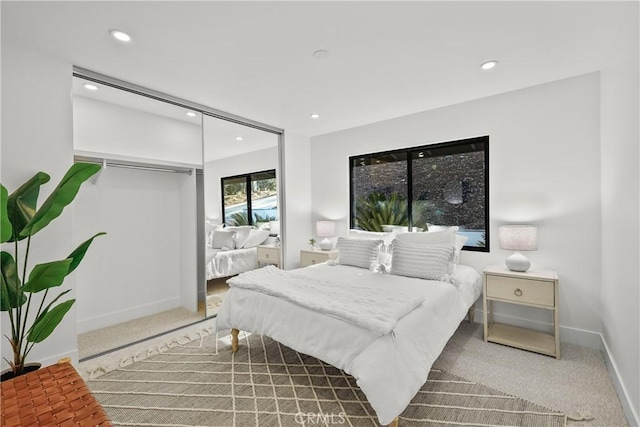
[227,265,424,336]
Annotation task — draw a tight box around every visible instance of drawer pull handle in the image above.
[265,254,269,259]
[514,288,523,297]
[311,260,316,265]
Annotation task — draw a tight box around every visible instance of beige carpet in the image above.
[436,322,628,427]
[88,332,566,426]
[78,307,205,360]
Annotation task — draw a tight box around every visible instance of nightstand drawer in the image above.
[486,275,554,307]
[299,250,338,267]
[257,246,279,263]
[300,252,328,266]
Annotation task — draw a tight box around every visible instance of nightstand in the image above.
[300,249,338,267]
[483,265,560,358]
[257,245,281,268]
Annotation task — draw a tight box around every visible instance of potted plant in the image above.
[309,238,316,250]
[1,163,104,380]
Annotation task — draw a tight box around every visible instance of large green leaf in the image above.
[22,259,72,293]
[0,185,12,243]
[20,163,100,238]
[27,299,74,343]
[6,172,50,242]
[32,289,71,327]
[0,252,24,311]
[66,232,106,275]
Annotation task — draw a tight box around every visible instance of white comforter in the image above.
[216,263,481,425]
[206,247,258,280]
[228,265,424,335]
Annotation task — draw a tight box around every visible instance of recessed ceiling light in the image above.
[310,113,320,119]
[235,136,244,141]
[480,60,498,70]
[109,29,131,43]
[83,84,98,91]
[313,50,329,60]
[186,111,197,117]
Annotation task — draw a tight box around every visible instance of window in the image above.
[222,169,278,226]
[350,136,489,251]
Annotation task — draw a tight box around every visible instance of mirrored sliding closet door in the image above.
[202,116,281,318]
[71,75,204,360]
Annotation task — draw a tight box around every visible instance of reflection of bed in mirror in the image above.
[205,225,275,316]
[206,247,259,280]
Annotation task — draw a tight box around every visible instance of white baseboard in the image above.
[77,297,181,334]
[474,308,638,426]
[38,348,79,368]
[601,336,639,427]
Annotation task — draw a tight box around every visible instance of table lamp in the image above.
[498,225,538,272]
[316,220,336,251]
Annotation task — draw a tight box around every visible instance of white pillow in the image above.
[395,227,468,272]
[242,229,270,248]
[211,230,236,250]
[348,229,395,246]
[395,226,459,246]
[205,222,224,247]
[390,240,454,281]
[337,237,383,270]
[225,226,253,248]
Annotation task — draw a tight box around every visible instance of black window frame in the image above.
[349,136,489,252]
[221,168,277,226]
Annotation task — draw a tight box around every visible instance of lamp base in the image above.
[319,238,332,251]
[505,251,531,272]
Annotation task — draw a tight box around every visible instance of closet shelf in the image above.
[74,150,202,175]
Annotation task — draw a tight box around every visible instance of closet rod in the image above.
[75,157,194,175]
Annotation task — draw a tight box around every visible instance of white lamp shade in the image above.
[316,221,336,238]
[498,225,538,251]
[269,221,280,235]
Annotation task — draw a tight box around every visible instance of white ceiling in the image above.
[2,1,632,138]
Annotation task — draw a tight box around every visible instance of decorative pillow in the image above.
[225,226,253,248]
[242,229,270,248]
[348,229,395,246]
[390,240,454,281]
[205,222,224,247]
[211,230,236,250]
[394,226,467,272]
[336,237,383,270]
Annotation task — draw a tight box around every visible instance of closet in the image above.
[71,69,284,359]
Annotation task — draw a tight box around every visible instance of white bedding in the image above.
[216,263,482,425]
[205,247,258,280]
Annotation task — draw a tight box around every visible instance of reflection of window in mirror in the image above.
[222,169,278,226]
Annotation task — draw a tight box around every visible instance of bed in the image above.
[215,228,482,426]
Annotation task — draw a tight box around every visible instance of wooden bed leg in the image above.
[231,328,239,352]
[388,416,399,427]
[468,305,475,323]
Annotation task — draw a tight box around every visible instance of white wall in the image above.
[73,167,186,333]
[1,46,78,367]
[599,2,639,422]
[203,147,278,222]
[311,73,602,340]
[73,96,202,166]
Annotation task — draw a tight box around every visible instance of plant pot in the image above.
[1,363,42,382]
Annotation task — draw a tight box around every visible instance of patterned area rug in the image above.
[87,332,566,426]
